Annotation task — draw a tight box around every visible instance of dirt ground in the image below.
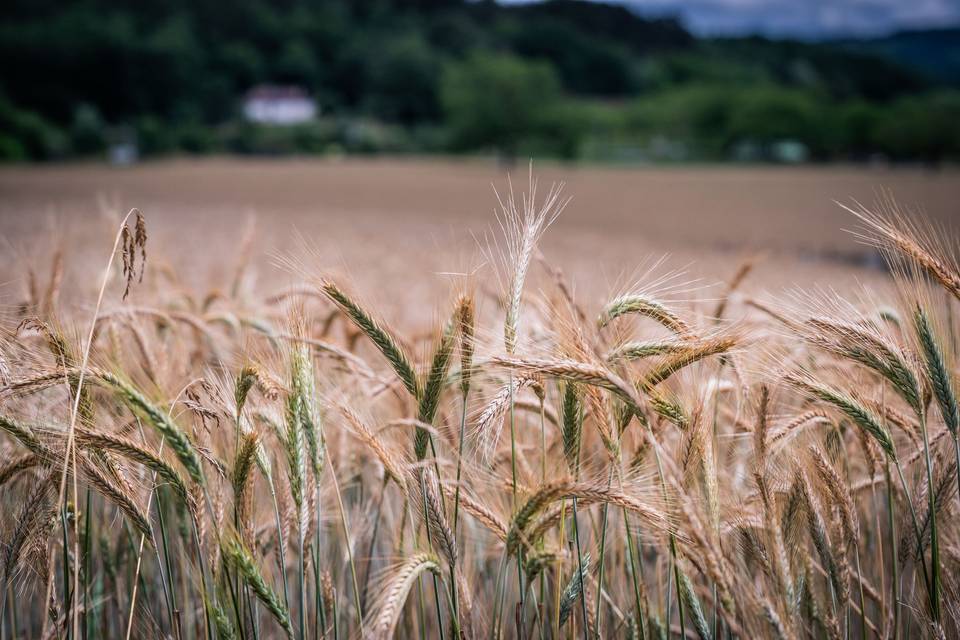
[1,158,957,326]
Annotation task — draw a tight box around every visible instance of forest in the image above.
[2,0,959,162]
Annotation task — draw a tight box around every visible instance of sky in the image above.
[505,0,960,38]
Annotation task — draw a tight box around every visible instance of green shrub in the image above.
[0,99,68,160]
[441,52,582,160]
[70,104,107,156]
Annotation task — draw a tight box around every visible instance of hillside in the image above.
[1,0,958,162]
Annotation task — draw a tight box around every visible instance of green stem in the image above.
[452,392,469,533]
[328,459,364,636]
[915,412,940,623]
[891,460,932,616]
[81,488,91,640]
[62,508,72,640]
[270,485,291,616]
[154,489,181,640]
[954,433,960,516]
[298,526,306,640]
[571,498,588,640]
[644,423,685,640]
[593,468,615,638]
[361,479,388,611]
[885,463,899,640]
[508,375,525,636]
[417,472,446,640]
[314,482,322,640]
[623,508,646,640]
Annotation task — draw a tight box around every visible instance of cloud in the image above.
[617,0,960,37]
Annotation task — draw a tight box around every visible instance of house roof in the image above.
[245,85,311,101]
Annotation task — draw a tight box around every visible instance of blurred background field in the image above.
[2,158,957,327]
[1,0,959,164]
[2,0,958,317]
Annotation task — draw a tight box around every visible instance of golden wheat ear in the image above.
[842,199,960,302]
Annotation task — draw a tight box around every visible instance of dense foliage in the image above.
[1,0,959,162]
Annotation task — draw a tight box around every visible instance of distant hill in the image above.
[833,28,960,85]
[2,0,959,162]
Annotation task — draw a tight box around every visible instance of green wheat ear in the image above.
[914,307,959,435]
[558,552,591,628]
[598,293,691,336]
[416,307,457,458]
[320,279,421,398]
[224,537,295,639]
[94,371,206,486]
[678,564,713,640]
[561,382,583,473]
[786,372,895,459]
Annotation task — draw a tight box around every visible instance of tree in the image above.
[440,52,570,159]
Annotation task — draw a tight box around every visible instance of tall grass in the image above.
[0,191,958,640]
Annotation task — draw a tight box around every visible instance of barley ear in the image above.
[416,307,457,458]
[457,294,475,397]
[224,538,294,638]
[561,382,583,473]
[559,552,591,628]
[678,564,713,640]
[598,294,691,337]
[785,372,895,459]
[914,307,958,435]
[94,371,205,485]
[371,553,441,639]
[320,279,420,398]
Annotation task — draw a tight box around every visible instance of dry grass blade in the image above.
[81,454,154,541]
[809,446,859,543]
[457,294,476,396]
[440,482,508,541]
[421,468,457,567]
[498,178,567,354]
[798,470,847,610]
[507,480,670,553]
[473,372,537,460]
[2,472,53,584]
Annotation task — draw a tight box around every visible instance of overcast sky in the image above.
[507,0,960,38]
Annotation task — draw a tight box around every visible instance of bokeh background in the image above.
[1,0,958,321]
[2,0,959,163]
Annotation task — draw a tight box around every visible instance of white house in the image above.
[243,85,317,125]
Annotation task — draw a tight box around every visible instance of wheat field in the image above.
[0,165,959,639]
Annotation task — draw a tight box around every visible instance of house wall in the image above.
[243,98,317,125]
